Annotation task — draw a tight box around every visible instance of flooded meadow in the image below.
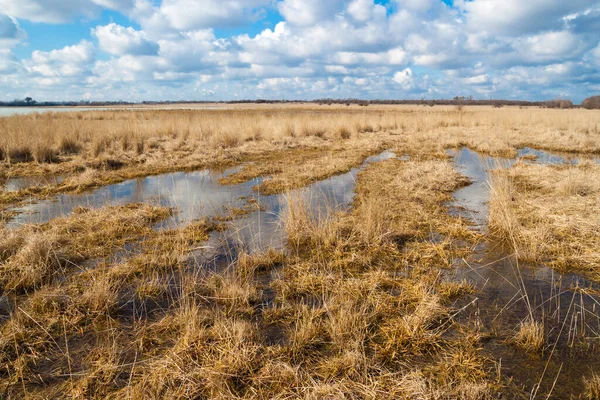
[1,105,600,398]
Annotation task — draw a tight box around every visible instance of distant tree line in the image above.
[2,96,599,108]
[312,98,546,107]
[0,98,135,107]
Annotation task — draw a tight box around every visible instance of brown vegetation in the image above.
[489,161,600,279]
[582,95,600,110]
[0,104,599,398]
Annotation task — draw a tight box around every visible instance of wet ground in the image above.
[3,145,600,397]
[447,147,600,398]
[6,150,397,257]
[2,175,65,192]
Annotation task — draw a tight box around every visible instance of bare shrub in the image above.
[582,95,600,110]
[545,99,573,109]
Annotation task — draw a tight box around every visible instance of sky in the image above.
[0,0,598,102]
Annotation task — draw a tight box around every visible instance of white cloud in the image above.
[461,74,490,85]
[277,0,346,26]
[460,0,598,35]
[25,41,95,79]
[0,49,20,73]
[514,31,583,62]
[393,68,413,88]
[347,0,386,23]
[0,14,25,46]
[160,0,270,30]
[91,0,136,13]
[395,0,440,14]
[92,23,159,56]
[0,0,598,102]
[0,0,99,23]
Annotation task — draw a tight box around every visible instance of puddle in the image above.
[7,167,252,228]
[8,150,397,257]
[203,150,397,259]
[446,148,512,229]
[447,146,600,229]
[2,175,65,192]
[517,147,600,165]
[447,147,600,397]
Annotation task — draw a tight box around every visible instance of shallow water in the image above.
[8,167,252,228]
[446,148,512,229]
[0,107,116,117]
[447,146,600,229]
[517,147,600,165]
[2,175,65,192]
[8,150,396,255]
[196,150,397,258]
[448,147,600,397]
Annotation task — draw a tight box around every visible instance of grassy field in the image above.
[0,104,600,398]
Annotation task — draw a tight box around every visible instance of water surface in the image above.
[8,150,397,256]
[447,147,600,398]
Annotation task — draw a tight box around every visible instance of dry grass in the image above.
[489,161,600,278]
[2,104,599,205]
[513,318,545,352]
[583,373,600,399]
[0,142,504,398]
[1,104,599,398]
[0,204,171,291]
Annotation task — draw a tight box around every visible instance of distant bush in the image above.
[545,99,573,109]
[582,96,600,110]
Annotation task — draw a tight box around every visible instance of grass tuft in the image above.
[513,318,544,352]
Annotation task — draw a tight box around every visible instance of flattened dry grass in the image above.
[220,142,388,195]
[0,150,502,399]
[0,204,171,291]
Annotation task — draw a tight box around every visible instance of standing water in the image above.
[447,147,600,398]
[7,150,397,255]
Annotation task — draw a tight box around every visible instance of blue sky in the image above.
[0,0,598,102]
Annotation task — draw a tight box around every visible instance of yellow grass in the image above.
[489,161,600,279]
[513,318,545,352]
[0,104,599,398]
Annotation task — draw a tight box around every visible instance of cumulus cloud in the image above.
[91,0,136,13]
[0,14,25,46]
[459,0,598,35]
[277,0,347,26]
[160,0,270,30]
[0,0,99,23]
[512,31,586,63]
[0,49,20,73]
[92,23,159,56]
[393,68,413,88]
[24,41,95,79]
[0,0,598,102]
